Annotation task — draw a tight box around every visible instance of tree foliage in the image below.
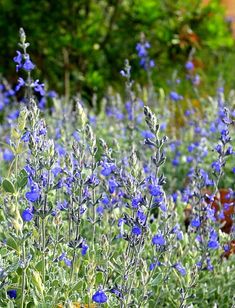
[0,0,234,102]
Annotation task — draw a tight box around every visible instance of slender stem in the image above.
[41,171,50,286]
[68,211,72,243]
[69,195,74,242]
[91,153,96,252]
[20,240,26,308]
[92,188,96,252]
[125,250,139,305]
[52,224,59,258]
[70,132,85,282]
[41,217,46,285]
[70,210,81,282]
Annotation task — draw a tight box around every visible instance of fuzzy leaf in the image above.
[2,179,15,194]
[16,169,28,189]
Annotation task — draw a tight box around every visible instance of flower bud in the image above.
[18,108,28,131]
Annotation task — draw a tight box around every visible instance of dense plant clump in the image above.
[0,29,235,308]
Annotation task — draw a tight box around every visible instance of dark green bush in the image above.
[0,0,234,103]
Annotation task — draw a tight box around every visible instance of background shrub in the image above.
[0,0,234,105]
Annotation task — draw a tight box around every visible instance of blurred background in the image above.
[0,0,235,106]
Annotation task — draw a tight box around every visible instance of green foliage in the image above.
[2,179,15,194]
[16,169,28,190]
[0,0,234,103]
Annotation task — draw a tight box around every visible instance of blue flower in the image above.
[170,91,183,101]
[192,74,200,85]
[172,192,178,203]
[132,195,143,208]
[211,161,221,173]
[148,184,162,197]
[136,42,149,57]
[7,110,20,120]
[118,218,125,227]
[149,263,156,271]
[137,210,146,223]
[132,225,141,235]
[15,77,25,92]
[218,211,225,219]
[206,206,216,222]
[152,233,165,246]
[149,59,155,68]
[208,239,219,249]
[72,131,80,142]
[81,243,88,256]
[223,244,230,252]
[3,149,14,161]
[58,252,66,261]
[55,144,66,156]
[64,258,72,267]
[24,165,35,177]
[59,253,72,267]
[172,156,179,166]
[101,195,109,205]
[171,224,183,240]
[141,130,155,139]
[87,174,99,186]
[13,51,22,64]
[187,156,193,163]
[160,202,167,212]
[225,145,233,156]
[38,97,46,109]
[25,189,40,202]
[195,234,202,243]
[52,167,62,177]
[200,169,214,186]
[185,61,194,71]
[173,263,186,276]
[190,216,201,228]
[215,144,222,154]
[7,289,17,299]
[136,41,154,70]
[47,90,57,98]
[208,229,219,249]
[125,101,134,121]
[13,51,22,71]
[22,208,34,222]
[101,162,116,176]
[110,288,123,299]
[220,129,230,144]
[149,259,162,270]
[21,131,31,142]
[206,257,213,271]
[120,70,127,77]
[92,290,108,304]
[108,178,118,194]
[184,109,192,117]
[23,56,35,71]
[33,80,45,96]
[96,205,104,216]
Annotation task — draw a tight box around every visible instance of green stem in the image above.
[91,152,96,252]
[52,224,59,259]
[92,187,96,252]
[70,216,80,283]
[20,240,26,308]
[41,171,50,286]
[42,217,46,285]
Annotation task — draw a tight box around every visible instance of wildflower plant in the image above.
[0,28,235,308]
